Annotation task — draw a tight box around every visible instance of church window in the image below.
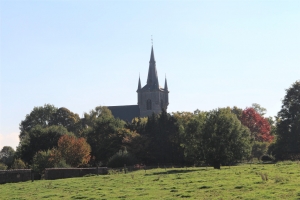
[147,99,152,110]
[161,100,164,109]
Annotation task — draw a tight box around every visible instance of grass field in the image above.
[1,161,300,199]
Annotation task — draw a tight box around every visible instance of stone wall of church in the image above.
[139,90,168,117]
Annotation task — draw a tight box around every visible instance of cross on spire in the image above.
[151,35,153,45]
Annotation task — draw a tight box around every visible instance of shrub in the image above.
[0,162,8,170]
[107,148,137,168]
[11,159,26,169]
[251,142,268,160]
[54,159,70,168]
[32,150,54,174]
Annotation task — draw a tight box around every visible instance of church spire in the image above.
[147,46,159,89]
[150,45,155,63]
[137,75,141,91]
[164,75,168,91]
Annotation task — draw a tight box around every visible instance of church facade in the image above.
[108,46,169,122]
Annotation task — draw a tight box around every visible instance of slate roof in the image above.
[107,105,140,122]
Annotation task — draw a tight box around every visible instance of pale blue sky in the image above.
[1,0,299,150]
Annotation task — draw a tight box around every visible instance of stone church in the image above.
[108,46,169,122]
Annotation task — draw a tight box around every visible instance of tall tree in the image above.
[173,111,206,164]
[201,108,252,169]
[85,107,125,164]
[274,80,300,160]
[251,103,267,116]
[51,107,82,137]
[19,104,58,140]
[145,110,184,165]
[240,108,273,142]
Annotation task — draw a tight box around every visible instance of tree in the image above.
[32,150,54,175]
[19,104,58,140]
[82,106,114,129]
[274,80,300,160]
[19,105,83,140]
[11,159,26,169]
[58,135,91,167]
[143,110,184,165]
[173,111,206,164]
[0,146,15,168]
[85,107,125,164]
[231,106,243,120]
[51,107,82,137]
[16,125,72,164]
[251,103,267,116]
[240,108,273,142]
[201,108,252,169]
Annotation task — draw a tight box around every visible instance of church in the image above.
[108,46,169,122]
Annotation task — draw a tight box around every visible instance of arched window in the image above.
[161,100,164,109]
[147,99,152,110]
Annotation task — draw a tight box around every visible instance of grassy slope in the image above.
[1,162,300,200]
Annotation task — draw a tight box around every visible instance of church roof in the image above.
[107,105,140,122]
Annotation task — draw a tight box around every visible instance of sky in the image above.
[1,0,299,150]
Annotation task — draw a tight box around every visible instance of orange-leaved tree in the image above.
[58,135,91,167]
[240,108,273,142]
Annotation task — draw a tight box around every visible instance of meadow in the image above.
[1,162,300,200]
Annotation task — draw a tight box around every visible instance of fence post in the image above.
[124,164,127,174]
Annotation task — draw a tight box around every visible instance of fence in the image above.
[0,169,32,184]
[44,167,108,180]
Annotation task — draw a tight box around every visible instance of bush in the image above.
[261,154,275,162]
[32,150,54,174]
[107,148,137,168]
[11,159,26,169]
[54,159,70,168]
[252,142,268,160]
[0,162,8,170]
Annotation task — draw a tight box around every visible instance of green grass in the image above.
[1,162,300,199]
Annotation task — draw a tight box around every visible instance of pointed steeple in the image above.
[147,46,159,89]
[137,75,141,91]
[150,46,155,63]
[164,75,168,91]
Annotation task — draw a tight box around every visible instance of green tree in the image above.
[32,150,54,175]
[0,163,8,170]
[0,146,15,168]
[19,104,58,140]
[16,125,72,164]
[274,80,300,160]
[82,106,114,129]
[173,111,206,164]
[145,110,184,165]
[85,106,125,164]
[201,108,252,169]
[51,107,83,137]
[11,159,26,169]
[251,103,267,116]
[231,106,243,120]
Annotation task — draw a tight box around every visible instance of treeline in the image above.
[0,80,299,172]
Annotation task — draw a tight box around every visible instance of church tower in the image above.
[137,46,169,117]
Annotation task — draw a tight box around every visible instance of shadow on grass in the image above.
[145,169,200,176]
